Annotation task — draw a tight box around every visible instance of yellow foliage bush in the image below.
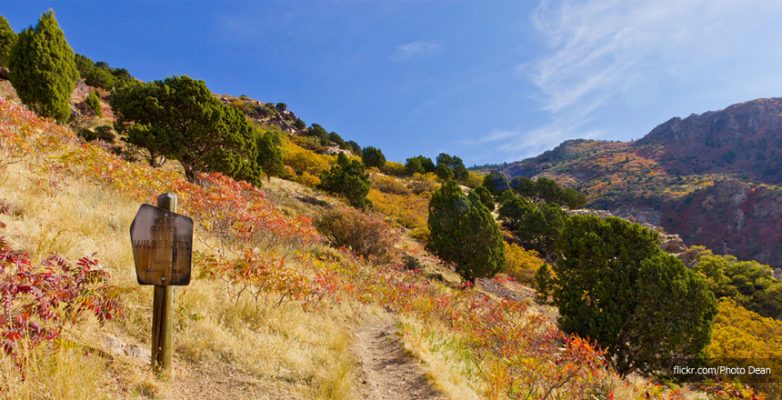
[706,299,782,359]
[281,138,333,181]
[367,188,429,232]
[503,242,545,284]
[381,161,406,177]
[371,173,410,195]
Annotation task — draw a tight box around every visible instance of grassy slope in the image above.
[0,96,742,400]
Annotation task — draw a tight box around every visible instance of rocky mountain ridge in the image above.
[497,98,782,269]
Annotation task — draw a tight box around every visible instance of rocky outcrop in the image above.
[497,98,782,268]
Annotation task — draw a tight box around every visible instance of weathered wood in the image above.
[130,201,193,286]
[151,193,176,375]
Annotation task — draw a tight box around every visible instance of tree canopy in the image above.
[319,153,371,209]
[435,153,468,181]
[554,215,717,375]
[0,16,16,68]
[511,176,586,209]
[111,76,263,185]
[405,155,436,175]
[428,180,505,281]
[9,10,79,122]
[361,146,386,169]
[483,170,511,197]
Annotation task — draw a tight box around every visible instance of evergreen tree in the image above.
[9,10,79,122]
[483,170,511,197]
[361,146,386,169]
[85,91,102,117]
[428,180,505,281]
[435,153,468,181]
[554,215,717,374]
[534,264,553,304]
[472,186,494,211]
[111,76,262,185]
[320,153,371,209]
[405,155,435,175]
[0,17,16,68]
[256,131,285,181]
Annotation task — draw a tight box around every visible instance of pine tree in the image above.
[428,180,505,281]
[319,153,371,209]
[257,131,285,181]
[0,16,16,68]
[554,215,716,375]
[9,10,79,122]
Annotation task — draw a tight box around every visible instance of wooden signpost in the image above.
[130,193,193,375]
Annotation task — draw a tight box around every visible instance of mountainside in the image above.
[498,98,782,268]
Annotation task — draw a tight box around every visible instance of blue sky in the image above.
[5,1,782,165]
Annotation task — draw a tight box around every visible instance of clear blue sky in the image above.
[5,1,782,165]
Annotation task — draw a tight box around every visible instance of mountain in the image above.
[497,98,782,269]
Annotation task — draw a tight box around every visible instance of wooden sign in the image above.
[130,203,193,286]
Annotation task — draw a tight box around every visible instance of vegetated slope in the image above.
[2,96,695,399]
[497,98,782,269]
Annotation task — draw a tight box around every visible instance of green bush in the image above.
[85,91,102,117]
[75,54,135,91]
[511,176,586,209]
[9,10,79,122]
[554,215,717,375]
[361,146,386,169]
[498,191,567,258]
[319,153,371,209]
[435,153,468,181]
[256,131,285,181]
[405,155,435,175]
[482,171,510,197]
[428,180,504,281]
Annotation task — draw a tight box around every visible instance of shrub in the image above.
[0,17,16,68]
[257,131,285,181]
[405,155,435,175]
[85,91,102,117]
[512,176,586,209]
[371,174,409,195]
[9,10,79,122]
[694,254,782,319]
[320,153,371,209]
[77,125,114,143]
[483,171,510,197]
[380,161,406,177]
[285,148,332,178]
[306,123,328,139]
[328,132,344,147]
[503,241,545,284]
[534,263,553,304]
[74,54,134,91]
[367,188,429,231]
[344,140,361,155]
[0,238,123,369]
[499,191,567,259]
[293,118,306,130]
[472,186,494,211]
[315,207,397,261]
[554,215,717,375]
[275,102,287,112]
[112,76,263,184]
[428,180,505,281]
[361,146,386,169]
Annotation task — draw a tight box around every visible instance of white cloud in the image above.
[495,0,782,161]
[391,40,440,62]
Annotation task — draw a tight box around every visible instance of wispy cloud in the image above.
[495,0,782,161]
[391,40,440,62]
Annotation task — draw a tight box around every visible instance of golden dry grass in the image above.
[0,159,360,399]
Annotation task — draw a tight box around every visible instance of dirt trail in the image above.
[353,316,445,400]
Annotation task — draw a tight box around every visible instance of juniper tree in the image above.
[0,16,16,68]
[9,10,79,122]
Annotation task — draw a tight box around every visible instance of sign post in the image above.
[130,193,193,376]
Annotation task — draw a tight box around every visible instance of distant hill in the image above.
[497,98,782,269]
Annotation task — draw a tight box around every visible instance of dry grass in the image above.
[0,159,359,399]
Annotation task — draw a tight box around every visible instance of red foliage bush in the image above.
[0,238,123,368]
[315,207,399,261]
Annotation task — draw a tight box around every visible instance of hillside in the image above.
[497,98,782,270]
